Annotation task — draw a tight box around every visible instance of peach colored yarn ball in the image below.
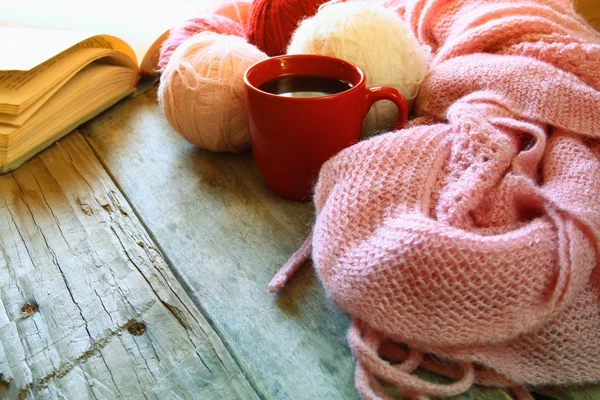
[158,32,268,152]
[158,15,245,72]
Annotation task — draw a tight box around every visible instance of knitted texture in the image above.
[158,14,245,72]
[246,0,329,56]
[269,0,600,398]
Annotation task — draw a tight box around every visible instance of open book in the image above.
[0,0,215,173]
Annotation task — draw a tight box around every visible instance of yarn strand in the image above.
[348,320,476,398]
[267,232,313,292]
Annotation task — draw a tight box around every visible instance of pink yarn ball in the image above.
[158,14,245,71]
[158,32,268,153]
[214,0,253,28]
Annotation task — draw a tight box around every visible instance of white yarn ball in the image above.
[287,0,429,136]
[158,31,268,152]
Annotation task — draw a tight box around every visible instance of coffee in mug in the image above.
[258,75,354,98]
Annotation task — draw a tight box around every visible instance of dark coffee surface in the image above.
[258,75,354,98]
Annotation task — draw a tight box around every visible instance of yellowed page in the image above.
[2,0,217,74]
[0,78,69,126]
[0,63,138,147]
[0,46,137,114]
[0,50,132,125]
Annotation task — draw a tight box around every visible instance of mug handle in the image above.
[365,86,409,131]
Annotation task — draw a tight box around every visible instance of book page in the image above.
[0,63,138,151]
[0,78,72,126]
[1,0,218,74]
[0,28,137,71]
[0,46,137,113]
[0,46,137,112]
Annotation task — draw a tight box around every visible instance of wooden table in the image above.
[0,89,598,400]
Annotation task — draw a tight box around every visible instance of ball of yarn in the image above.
[158,32,268,152]
[158,15,245,71]
[288,1,429,136]
[214,0,253,28]
[247,0,330,56]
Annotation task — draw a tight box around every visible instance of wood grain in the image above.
[0,132,257,399]
[81,90,514,400]
[81,91,356,399]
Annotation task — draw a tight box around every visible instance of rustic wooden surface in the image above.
[1,1,598,399]
[3,91,600,399]
[0,133,257,399]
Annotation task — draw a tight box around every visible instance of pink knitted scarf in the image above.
[268,0,600,398]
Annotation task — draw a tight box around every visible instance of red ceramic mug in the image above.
[244,54,408,201]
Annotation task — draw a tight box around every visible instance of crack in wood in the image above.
[0,201,26,310]
[1,133,260,399]
[81,370,100,400]
[97,350,124,399]
[57,144,177,389]
[109,224,162,297]
[3,198,50,382]
[56,142,96,195]
[5,194,37,275]
[17,313,152,398]
[93,288,116,326]
[75,197,94,216]
[129,333,159,383]
[97,172,221,380]
[28,174,71,248]
[160,301,190,331]
[5,174,130,399]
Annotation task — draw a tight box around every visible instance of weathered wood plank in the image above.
[537,386,600,400]
[0,132,258,399]
[81,90,356,400]
[81,90,514,400]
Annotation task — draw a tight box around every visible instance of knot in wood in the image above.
[127,320,147,336]
[21,303,39,317]
[0,373,13,390]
